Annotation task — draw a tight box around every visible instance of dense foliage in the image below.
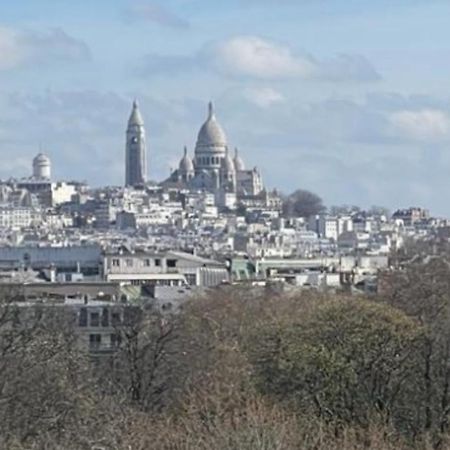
[282,189,326,218]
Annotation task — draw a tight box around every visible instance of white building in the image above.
[309,215,353,241]
[103,247,229,287]
[0,207,42,229]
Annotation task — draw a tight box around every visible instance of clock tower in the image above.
[125,100,147,186]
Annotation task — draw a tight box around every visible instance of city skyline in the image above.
[1,1,450,213]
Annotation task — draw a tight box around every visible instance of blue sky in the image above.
[1,0,450,214]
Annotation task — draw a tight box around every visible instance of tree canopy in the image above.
[282,189,326,218]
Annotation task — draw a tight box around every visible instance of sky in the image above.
[1,0,450,214]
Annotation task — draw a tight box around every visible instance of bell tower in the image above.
[125,99,147,186]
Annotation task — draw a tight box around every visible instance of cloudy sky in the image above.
[1,0,450,214]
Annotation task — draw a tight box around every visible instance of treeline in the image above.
[2,258,450,449]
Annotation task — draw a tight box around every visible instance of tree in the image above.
[282,189,325,218]
[379,256,450,443]
[0,292,126,449]
[247,298,423,432]
[368,205,391,218]
[101,305,180,413]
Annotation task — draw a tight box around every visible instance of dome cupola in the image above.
[195,102,227,152]
[32,153,51,179]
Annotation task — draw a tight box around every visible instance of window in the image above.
[155,259,161,267]
[90,312,100,327]
[89,334,101,349]
[101,308,109,327]
[144,259,151,267]
[167,259,177,268]
[112,258,120,267]
[79,308,88,327]
[126,259,133,267]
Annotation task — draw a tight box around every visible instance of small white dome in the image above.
[179,147,194,173]
[233,148,245,171]
[221,148,235,173]
[33,153,50,164]
[32,152,51,179]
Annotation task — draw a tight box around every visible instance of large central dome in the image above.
[195,102,227,152]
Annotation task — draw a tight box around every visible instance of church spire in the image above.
[128,98,144,126]
[208,101,215,119]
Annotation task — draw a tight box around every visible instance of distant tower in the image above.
[125,100,147,186]
[32,153,51,180]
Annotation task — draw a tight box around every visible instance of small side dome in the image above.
[179,146,194,173]
[221,148,235,173]
[233,147,245,171]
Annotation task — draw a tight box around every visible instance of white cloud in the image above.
[140,36,380,82]
[203,36,380,82]
[243,86,285,108]
[0,26,90,71]
[389,109,450,140]
[207,36,315,79]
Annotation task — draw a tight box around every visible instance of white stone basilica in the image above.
[168,102,264,198]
